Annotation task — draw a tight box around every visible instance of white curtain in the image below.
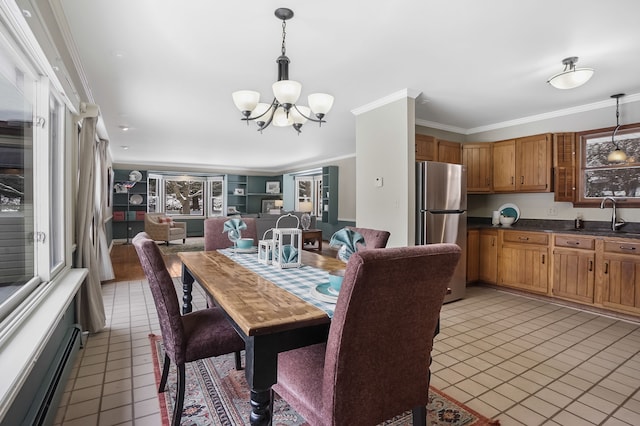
[96,139,114,281]
[75,117,106,333]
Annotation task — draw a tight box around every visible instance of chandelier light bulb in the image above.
[232,90,260,115]
[272,107,293,127]
[291,106,311,125]
[308,93,334,116]
[272,80,302,106]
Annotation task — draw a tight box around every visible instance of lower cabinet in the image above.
[479,229,498,284]
[467,229,479,283]
[498,230,549,294]
[600,239,640,315]
[552,234,595,304]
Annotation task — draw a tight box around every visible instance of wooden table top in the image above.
[178,250,345,336]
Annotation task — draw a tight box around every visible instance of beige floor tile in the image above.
[101,391,133,411]
[69,385,103,405]
[60,414,99,426]
[132,372,156,389]
[102,378,133,396]
[505,404,546,426]
[64,398,101,421]
[98,404,133,426]
[521,395,561,418]
[133,412,163,426]
[612,407,640,424]
[133,397,160,418]
[478,389,515,411]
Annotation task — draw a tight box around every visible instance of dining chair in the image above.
[204,216,258,250]
[346,225,391,249]
[272,243,461,426]
[132,232,245,426]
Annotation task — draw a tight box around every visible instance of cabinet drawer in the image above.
[502,231,548,245]
[604,240,640,256]
[554,235,595,250]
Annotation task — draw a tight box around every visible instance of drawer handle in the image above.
[511,176,514,185]
[604,262,609,274]
[520,176,524,184]
[491,238,495,247]
[589,260,593,272]
[541,254,545,264]
[619,246,637,251]
[568,241,580,245]
[519,237,529,241]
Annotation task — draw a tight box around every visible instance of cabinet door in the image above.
[516,134,552,192]
[479,229,498,283]
[554,133,576,202]
[492,140,516,192]
[499,231,549,294]
[415,134,437,162]
[438,140,462,164]
[601,240,640,315]
[552,248,595,303]
[467,229,479,283]
[462,144,492,193]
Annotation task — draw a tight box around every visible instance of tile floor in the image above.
[54,281,640,425]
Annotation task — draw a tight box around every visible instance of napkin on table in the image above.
[329,228,365,262]
[274,244,298,262]
[223,218,247,234]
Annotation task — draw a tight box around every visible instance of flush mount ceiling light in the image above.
[232,8,334,134]
[547,56,594,89]
[607,93,627,163]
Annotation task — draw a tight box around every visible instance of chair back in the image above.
[322,244,461,425]
[346,226,390,249]
[204,217,257,250]
[132,232,186,364]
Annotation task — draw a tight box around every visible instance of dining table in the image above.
[178,248,346,426]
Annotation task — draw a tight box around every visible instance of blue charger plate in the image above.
[312,283,338,303]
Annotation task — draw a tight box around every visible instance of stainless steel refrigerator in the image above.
[416,161,467,303]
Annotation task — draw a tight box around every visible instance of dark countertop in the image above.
[468,217,640,239]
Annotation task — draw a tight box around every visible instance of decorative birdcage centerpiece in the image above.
[259,213,303,268]
[257,230,274,265]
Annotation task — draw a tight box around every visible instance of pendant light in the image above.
[547,57,594,90]
[607,94,627,163]
[232,8,334,134]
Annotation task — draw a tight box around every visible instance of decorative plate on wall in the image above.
[130,194,143,205]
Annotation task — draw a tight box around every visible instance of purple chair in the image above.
[132,233,245,426]
[273,243,461,425]
[347,226,391,249]
[204,217,258,251]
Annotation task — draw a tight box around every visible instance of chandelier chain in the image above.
[281,19,287,56]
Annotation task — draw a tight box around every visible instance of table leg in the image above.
[245,336,278,426]
[181,264,194,314]
[317,236,322,251]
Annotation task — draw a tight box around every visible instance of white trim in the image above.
[415,119,468,135]
[0,268,87,422]
[351,88,422,116]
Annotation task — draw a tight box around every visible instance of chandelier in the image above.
[547,56,594,90]
[607,93,627,163]
[232,8,334,134]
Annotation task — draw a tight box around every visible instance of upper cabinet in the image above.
[553,132,576,202]
[493,133,552,193]
[415,134,462,164]
[462,143,493,193]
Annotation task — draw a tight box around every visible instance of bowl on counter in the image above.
[499,215,516,226]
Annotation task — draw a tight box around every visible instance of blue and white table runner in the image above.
[219,248,336,318]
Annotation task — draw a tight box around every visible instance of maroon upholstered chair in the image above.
[132,233,245,426]
[273,243,461,426]
[346,226,391,250]
[204,217,258,251]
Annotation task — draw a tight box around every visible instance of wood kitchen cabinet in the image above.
[467,229,479,283]
[479,229,498,284]
[493,134,552,193]
[415,134,461,164]
[552,234,595,304]
[600,238,640,315]
[553,132,576,202]
[462,143,492,193]
[498,230,549,294]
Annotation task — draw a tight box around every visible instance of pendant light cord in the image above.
[281,19,287,56]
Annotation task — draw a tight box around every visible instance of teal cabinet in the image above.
[112,169,147,240]
[322,166,338,224]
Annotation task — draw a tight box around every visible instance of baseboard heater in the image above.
[27,325,81,426]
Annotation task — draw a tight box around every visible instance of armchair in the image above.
[144,213,187,245]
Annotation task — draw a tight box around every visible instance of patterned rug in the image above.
[149,334,500,426]
[158,237,205,254]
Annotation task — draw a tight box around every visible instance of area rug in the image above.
[149,334,500,426]
[158,237,205,255]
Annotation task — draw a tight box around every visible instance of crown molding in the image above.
[351,88,422,116]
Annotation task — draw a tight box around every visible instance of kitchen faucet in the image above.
[600,197,625,231]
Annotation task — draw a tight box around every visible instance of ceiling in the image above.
[20,0,640,172]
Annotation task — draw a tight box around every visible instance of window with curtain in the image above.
[0,21,68,323]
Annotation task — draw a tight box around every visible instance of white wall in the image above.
[355,97,415,247]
